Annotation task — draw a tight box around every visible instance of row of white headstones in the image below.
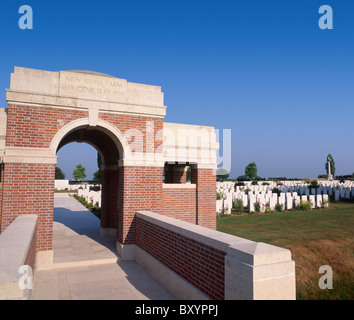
[216,180,354,214]
[77,187,102,207]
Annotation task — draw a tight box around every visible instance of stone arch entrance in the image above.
[0,67,219,268]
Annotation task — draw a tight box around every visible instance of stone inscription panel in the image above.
[59,71,127,102]
[8,67,166,114]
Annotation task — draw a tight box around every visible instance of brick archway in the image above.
[54,119,125,238]
[0,67,219,267]
[50,118,131,160]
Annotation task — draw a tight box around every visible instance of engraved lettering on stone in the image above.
[60,74,125,99]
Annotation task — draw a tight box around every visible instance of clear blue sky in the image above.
[0,0,353,179]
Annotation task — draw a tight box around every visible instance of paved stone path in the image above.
[32,194,174,300]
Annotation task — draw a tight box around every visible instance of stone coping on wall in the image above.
[0,215,37,300]
[162,183,196,189]
[136,211,291,265]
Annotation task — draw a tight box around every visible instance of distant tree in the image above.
[186,167,191,182]
[245,162,258,180]
[93,170,101,183]
[55,166,65,180]
[236,175,250,181]
[73,164,87,181]
[93,153,102,184]
[325,154,336,177]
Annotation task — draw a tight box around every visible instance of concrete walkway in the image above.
[32,194,174,300]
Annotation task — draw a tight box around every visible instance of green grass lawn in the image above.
[217,202,354,300]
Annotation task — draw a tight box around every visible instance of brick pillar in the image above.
[100,166,119,236]
[117,165,163,259]
[191,165,216,229]
[0,163,55,251]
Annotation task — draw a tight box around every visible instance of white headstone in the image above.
[334,190,340,201]
[242,194,248,208]
[309,195,316,208]
[249,195,255,212]
[345,189,351,199]
[278,196,285,208]
[341,188,345,198]
[258,196,266,212]
[322,194,329,207]
[286,196,293,210]
[316,195,323,208]
[328,188,333,196]
[216,200,223,213]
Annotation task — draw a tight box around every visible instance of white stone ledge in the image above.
[0,215,37,300]
[136,211,244,253]
[162,183,196,189]
[6,91,167,119]
[136,212,291,266]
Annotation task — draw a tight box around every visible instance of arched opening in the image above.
[55,124,122,238]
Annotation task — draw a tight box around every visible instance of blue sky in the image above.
[0,0,353,179]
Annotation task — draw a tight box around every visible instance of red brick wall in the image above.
[6,104,163,152]
[117,166,124,244]
[0,163,54,251]
[161,187,197,224]
[99,113,163,153]
[192,168,216,229]
[136,217,226,300]
[100,168,119,230]
[6,105,87,148]
[24,223,37,269]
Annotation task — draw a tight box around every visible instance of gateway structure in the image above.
[0,67,218,264]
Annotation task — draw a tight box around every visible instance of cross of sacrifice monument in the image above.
[327,155,333,180]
